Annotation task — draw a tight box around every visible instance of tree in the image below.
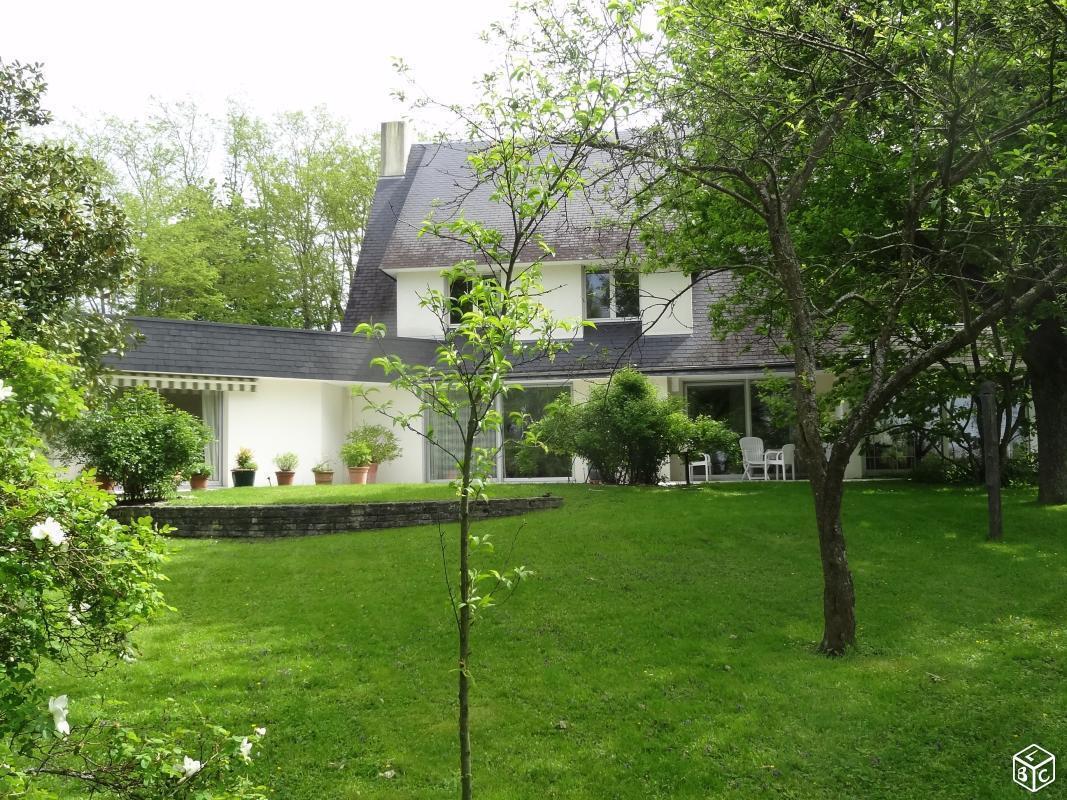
[71,102,378,330]
[0,60,137,376]
[355,48,624,792]
[491,0,1067,652]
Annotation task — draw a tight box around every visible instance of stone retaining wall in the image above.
[108,496,563,538]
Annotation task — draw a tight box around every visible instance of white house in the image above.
[112,122,871,485]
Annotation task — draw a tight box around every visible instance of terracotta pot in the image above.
[368,463,379,483]
[313,470,334,485]
[275,470,295,486]
[94,475,116,492]
[190,473,210,490]
[348,466,371,485]
[231,469,256,488]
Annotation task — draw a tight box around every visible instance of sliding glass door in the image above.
[685,380,793,475]
[425,384,573,482]
[503,385,572,479]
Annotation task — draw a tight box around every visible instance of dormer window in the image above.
[584,267,639,320]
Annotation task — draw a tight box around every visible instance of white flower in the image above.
[254,726,267,737]
[180,755,202,778]
[48,695,70,737]
[30,517,67,548]
[0,379,13,402]
[239,737,253,761]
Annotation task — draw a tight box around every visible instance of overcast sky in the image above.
[0,0,508,137]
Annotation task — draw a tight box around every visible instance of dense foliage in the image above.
[73,103,378,330]
[0,324,265,798]
[63,387,211,502]
[0,60,137,377]
[533,368,736,484]
[344,424,402,465]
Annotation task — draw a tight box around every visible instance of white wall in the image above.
[391,263,692,340]
[641,270,693,335]
[224,379,349,486]
[395,270,445,338]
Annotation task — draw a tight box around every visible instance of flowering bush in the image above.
[0,324,266,799]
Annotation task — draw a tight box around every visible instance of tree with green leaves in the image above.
[487,0,1067,652]
[356,48,627,790]
[0,60,137,377]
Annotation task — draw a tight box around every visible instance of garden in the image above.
[48,481,1067,799]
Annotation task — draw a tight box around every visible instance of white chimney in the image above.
[379,121,408,177]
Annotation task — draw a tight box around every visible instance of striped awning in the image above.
[111,372,258,393]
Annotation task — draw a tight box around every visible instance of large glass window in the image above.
[503,385,573,479]
[584,268,639,319]
[426,400,500,482]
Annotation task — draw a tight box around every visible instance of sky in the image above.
[0,0,509,137]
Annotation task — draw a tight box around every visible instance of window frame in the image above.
[583,267,640,321]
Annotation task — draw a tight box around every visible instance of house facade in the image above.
[112,122,870,486]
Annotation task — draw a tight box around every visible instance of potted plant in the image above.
[311,459,334,485]
[340,440,373,484]
[274,452,298,486]
[231,447,257,488]
[344,425,402,483]
[188,462,213,491]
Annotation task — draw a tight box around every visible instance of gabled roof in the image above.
[376,142,634,272]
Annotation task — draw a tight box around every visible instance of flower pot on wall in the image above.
[231,469,256,488]
[348,466,370,485]
[275,470,295,486]
[313,470,334,485]
[190,473,210,491]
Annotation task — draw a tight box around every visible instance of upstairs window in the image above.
[448,278,475,325]
[584,268,639,320]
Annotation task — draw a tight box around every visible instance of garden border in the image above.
[108,496,563,538]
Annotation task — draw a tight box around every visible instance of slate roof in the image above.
[373,142,635,272]
[111,317,437,382]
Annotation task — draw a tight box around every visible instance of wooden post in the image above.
[979,380,1003,541]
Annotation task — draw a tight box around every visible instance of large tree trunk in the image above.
[769,215,858,654]
[808,471,857,654]
[1023,316,1067,505]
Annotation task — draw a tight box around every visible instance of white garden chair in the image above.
[766,443,797,480]
[740,436,768,480]
[688,453,712,483]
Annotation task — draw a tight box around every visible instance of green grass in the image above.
[168,482,551,506]
[58,482,1066,798]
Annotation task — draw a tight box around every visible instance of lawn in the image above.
[56,482,1066,799]
[168,482,551,505]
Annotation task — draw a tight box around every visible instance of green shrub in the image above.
[273,451,298,471]
[1004,447,1038,486]
[344,424,401,464]
[340,440,373,468]
[63,387,211,502]
[910,454,975,485]
[312,459,334,473]
[533,368,697,484]
[188,461,213,478]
